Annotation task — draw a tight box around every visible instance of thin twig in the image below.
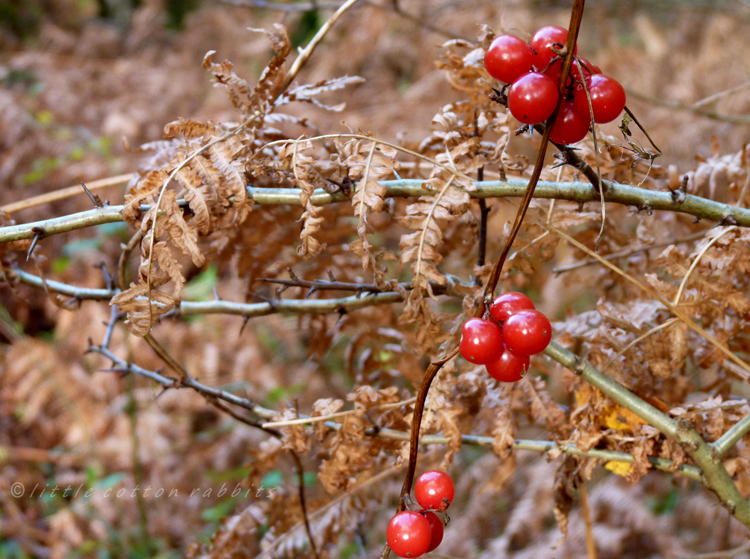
[677,542,750,559]
[626,88,750,125]
[548,225,750,378]
[694,82,750,107]
[118,230,142,291]
[477,167,490,269]
[601,318,679,374]
[580,482,597,559]
[0,173,135,214]
[283,0,362,91]
[553,229,709,274]
[574,57,606,251]
[221,0,460,39]
[262,397,416,428]
[205,397,319,559]
[87,343,704,480]
[673,226,736,305]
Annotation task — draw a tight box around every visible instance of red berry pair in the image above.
[459,292,552,382]
[387,471,454,558]
[484,26,626,143]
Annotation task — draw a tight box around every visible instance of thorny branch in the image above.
[5,178,750,244]
[545,341,750,527]
[88,340,706,483]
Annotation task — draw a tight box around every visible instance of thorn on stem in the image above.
[78,178,104,208]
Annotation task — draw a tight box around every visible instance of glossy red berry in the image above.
[503,310,552,355]
[507,72,559,124]
[387,511,432,558]
[489,292,535,322]
[484,35,534,84]
[542,57,598,86]
[550,100,591,144]
[423,512,444,553]
[414,470,455,512]
[459,318,503,364]
[485,344,530,382]
[530,25,577,70]
[573,74,626,124]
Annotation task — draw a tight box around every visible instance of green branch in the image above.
[714,413,750,457]
[544,341,750,527]
[3,179,750,244]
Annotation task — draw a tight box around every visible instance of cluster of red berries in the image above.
[386,471,454,558]
[459,292,551,382]
[484,25,627,144]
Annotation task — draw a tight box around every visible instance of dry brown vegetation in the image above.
[3,1,750,558]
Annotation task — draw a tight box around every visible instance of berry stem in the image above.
[481,0,585,309]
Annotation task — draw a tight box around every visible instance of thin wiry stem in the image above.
[548,225,750,378]
[673,226,736,305]
[677,541,750,559]
[0,173,135,214]
[553,229,709,274]
[626,88,750,125]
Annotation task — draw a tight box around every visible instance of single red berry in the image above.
[485,344,530,382]
[414,470,455,512]
[484,35,534,84]
[387,511,432,558]
[573,74,626,124]
[550,100,591,144]
[503,310,552,355]
[459,318,503,364]
[423,512,444,553]
[530,25,577,70]
[490,292,535,322]
[507,72,559,124]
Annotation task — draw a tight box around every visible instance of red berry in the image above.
[423,512,444,553]
[530,25,577,70]
[414,470,455,512]
[507,72,559,124]
[459,318,503,364]
[484,35,534,84]
[541,57,597,86]
[503,310,552,355]
[489,292,535,322]
[387,511,432,558]
[550,100,591,144]
[573,74,626,124]
[485,344,530,382]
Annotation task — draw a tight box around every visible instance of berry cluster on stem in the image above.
[459,292,552,382]
[484,25,626,144]
[386,471,454,557]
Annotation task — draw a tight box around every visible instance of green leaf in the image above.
[95,472,125,490]
[261,470,283,489]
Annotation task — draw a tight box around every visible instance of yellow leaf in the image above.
[605,460,633,476]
